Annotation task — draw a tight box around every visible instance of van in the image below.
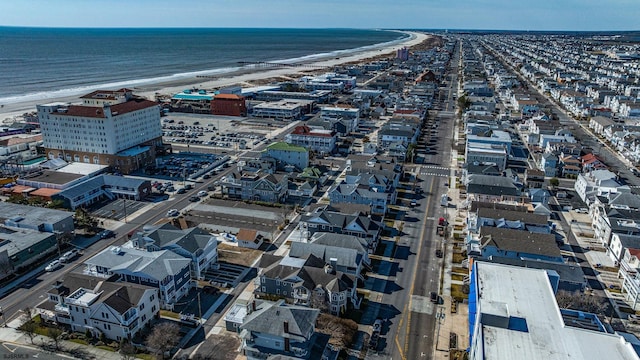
[60,249,79,263]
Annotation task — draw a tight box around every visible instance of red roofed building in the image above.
[37,89,164,174]
[284,125,337,154]
[211,94,247,117]
[581,153,608,171]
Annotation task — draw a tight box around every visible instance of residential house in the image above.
[581,153,608,172]
[592,208,640,247]
[39,273,159,342]
[609,233,640,264]
[289,239,366,280]
[540,153,558,177]
[619,248,640,310]
[83,246,192,310]
[469,227,563,263]
[236,229,264,250]
[128,223,218,279]
[575,169,629,205]
[240,300,329,360]
[263,142,309,171]
[465,174,522,203]
[255,254,358,316]
[298,205,382,251]
[468,207,550,234]
[221,171,289,203]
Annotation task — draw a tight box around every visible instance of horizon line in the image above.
[0,25,639,33]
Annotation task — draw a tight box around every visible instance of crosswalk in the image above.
[420,165,452,171]
[420,172,449,178]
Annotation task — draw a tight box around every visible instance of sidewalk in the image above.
[0,316,123,360]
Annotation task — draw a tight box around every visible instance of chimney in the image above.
[251,300,256,312]
[283,321,289,334]
[330,257,338,269]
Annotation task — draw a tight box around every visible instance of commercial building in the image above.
[211,94,247,117]
[0,202,74,234]
[251,100,311,120]
[469,261,640,360]
[284,125,337,154]
[0,227,57,280]
[37,89,163,174]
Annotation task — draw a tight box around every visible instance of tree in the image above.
[549,177,560,188]
[315,313,358,350]
[556,290,606,314]
[146,322,180,359]
[120,339,137,360]
[48,328,63,351]
[20,320,37,345]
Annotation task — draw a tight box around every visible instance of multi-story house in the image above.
[289,239,366,280]
[37,89,163,174]
[329,182,389,215]
[298,205,382,251]
[575,169,629,205]
[240,300,326,359]
[83,246,192,310]
[319,106,360,134]
[255,254,359,316]
[284,125,337,155]
[40,273,159,341]
[221,171,289,203]
[128,223,218,280]
[262,142,309,171]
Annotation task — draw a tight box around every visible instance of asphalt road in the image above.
[0,341,72,360]
[376,39,460,360]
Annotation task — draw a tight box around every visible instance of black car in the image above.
[435,249,443,258]
[99,230,115,239]
[188,196,200,202]
[176,188,186,194]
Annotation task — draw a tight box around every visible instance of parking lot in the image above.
[90,198,148,221]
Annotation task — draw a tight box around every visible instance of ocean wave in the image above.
[0,30,411,106]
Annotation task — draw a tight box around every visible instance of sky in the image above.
[0,0,638,31]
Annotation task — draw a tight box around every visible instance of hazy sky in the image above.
[0,0,638,31]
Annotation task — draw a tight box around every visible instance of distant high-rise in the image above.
[37,88,163,174]
[396,47,409,61]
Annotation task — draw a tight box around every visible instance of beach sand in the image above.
[0,31,430,124]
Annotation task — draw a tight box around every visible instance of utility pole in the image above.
[123,198,127,224]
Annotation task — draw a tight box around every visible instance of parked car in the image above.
[575,208,588,214]
[184,184,193,190]
[410,200,417,207]
[45,260,62,272]
[202,174,211,179]
[99,230,115,239]
[60,249,79,263]
[197,190,208,197]
[167,209,179,217]
[435,249,443,258]
[188,196,200,202]
[176,188,186,194]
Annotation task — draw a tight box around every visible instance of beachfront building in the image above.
[37,89,163,174]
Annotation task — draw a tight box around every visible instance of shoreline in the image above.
[0,31,430,123]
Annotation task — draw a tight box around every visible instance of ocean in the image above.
[0,27,405,105]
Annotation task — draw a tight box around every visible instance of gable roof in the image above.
[479,227,561,259]
[241,300,319,341]
[86,246,190,281]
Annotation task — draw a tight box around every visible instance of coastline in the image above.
[0,31,429,123]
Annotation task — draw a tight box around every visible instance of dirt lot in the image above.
[217,243,263,267]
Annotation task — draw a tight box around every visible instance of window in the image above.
[151,305,156,312]
[140,303,145,310]
[141,315,146,322]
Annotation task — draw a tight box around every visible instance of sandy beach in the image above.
[0,31,430,124]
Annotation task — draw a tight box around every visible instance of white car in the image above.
[197,190,208,197]
[59,249,79,263]
[575,208,588,214]
[167,209,179,217]
[45,260,62,272]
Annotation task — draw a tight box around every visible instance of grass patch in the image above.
[451,284,468,303]
[136,354,156,360]
[96,345,116,352]
[451,267,468,275]
[160,310,180,319]
[68,338,89,345]
[452,252,466,264]
[451,274,465,282]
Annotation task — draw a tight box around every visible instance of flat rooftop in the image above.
[57,162,109,176]
[473,262,639,360]
[24,170,85,185]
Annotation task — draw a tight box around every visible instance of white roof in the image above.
[57,162,109,176]
[474,262,639,360]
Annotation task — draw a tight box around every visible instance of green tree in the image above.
[549,177,560,188]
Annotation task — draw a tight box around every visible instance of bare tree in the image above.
[48,328,63,351]
[146,322,180,359]
[556,290,606,314]
[119,339,137,360]
[315,313,358,350]
[0,253,14,279]
[20,320,37,344]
